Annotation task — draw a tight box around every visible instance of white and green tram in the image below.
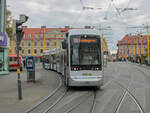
[45,29,104,88]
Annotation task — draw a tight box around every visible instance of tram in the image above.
[8,54,23,71]
[44,29,104,88]
[42,50,51,69]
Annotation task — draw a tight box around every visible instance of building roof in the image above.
[68,29,100,36]
[22,26,71,40]
[117,34,150,46]
[22,26,95,40]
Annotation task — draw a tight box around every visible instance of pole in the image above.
[141,32,143,55]
[136,33,139,56]
[133,39,136,62]
[136,33,139,62]
[16,43,22,100]
[147,23,150,65]
[43,28,46,52]
[31,39,34,56]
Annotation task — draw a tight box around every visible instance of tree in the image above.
[6,10,13,39]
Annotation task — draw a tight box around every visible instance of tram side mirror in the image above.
[62,41,67,49]
[66,32,68,38]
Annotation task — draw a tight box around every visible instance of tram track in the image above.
[114,80,145,113]
[25,63,145,113]
[24,72,68,113]
[63,79,116,113]
[103,64,145,113]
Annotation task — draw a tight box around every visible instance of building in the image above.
[9,26,70,62]
[117,34,150,63]
[0,0,9,74]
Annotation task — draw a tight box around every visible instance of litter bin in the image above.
[27,70,35,82]
[26,56,35,82]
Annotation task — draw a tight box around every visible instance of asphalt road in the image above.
[0,64,61,113]
[41,62,150,113]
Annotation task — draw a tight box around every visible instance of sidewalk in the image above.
[0,64,60,113]
[127,61,150,69]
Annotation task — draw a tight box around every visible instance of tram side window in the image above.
[9,57,17,61]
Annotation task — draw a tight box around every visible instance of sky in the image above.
[7,0,150,51]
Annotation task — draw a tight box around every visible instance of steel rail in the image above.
[89,90,97,113]
[114,81,131,113]
[115,81,145,113]
[65,78,116,113]
[24,72,63,113]
[43,88,69,113]
[64,92,94,113]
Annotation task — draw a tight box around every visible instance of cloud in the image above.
[7,0,150,50]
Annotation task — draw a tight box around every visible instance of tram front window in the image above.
[70,35,101,69]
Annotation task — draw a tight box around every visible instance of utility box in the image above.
[26,56,35,82]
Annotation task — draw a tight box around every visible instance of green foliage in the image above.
[6,10,13,38]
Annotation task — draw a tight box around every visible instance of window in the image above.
[22,42,24,46]
[54,42,56,46]
[47,41,50,46]
[34,34,38,38]
[28,34,31,38]
[41,34,43,38]
[46,33,49,38]
[40,49,43,53]
[0,48,5,71]
[34,49,37,54]
[34,41,37,46]
[41,41,43,46]
[28,41,31,47]
[22,50,24,54]
[28,49,31,54]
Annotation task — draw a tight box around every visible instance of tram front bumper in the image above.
[68,77,103,87]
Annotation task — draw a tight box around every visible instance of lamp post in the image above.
[12,14,28,100]
[146,23,150,65]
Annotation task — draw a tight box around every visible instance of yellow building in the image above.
[9,26,69,62]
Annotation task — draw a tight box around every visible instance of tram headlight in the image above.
[92,67,101,70]
[71,67,80,71]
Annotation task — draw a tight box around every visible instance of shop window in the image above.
[34,49,37,54]
[28,49,31,54]
[22,50,24,54]
[0,48,4,71]
[40,49,43,53]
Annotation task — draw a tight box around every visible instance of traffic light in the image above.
[12,15,28,45]
[12,14,28,100]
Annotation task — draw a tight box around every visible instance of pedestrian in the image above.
[23,60,26,68]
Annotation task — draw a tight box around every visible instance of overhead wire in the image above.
[104,0,112,20]
[72,0,85,26]
[112,0,121,17]
[126,0,132,9]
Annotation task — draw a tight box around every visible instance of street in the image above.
[1,0,150,112]
[0,62,150,113]
[24,62,150,113]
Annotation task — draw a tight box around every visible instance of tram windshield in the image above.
[70,35,101,67]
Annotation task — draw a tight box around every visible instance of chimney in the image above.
[65,26,70,28]
[41,26,46,28]
[84,26,91,29]
[22,26,27,30]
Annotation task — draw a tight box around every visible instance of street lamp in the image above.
[12,14,28,100]
[142,23,150,65]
